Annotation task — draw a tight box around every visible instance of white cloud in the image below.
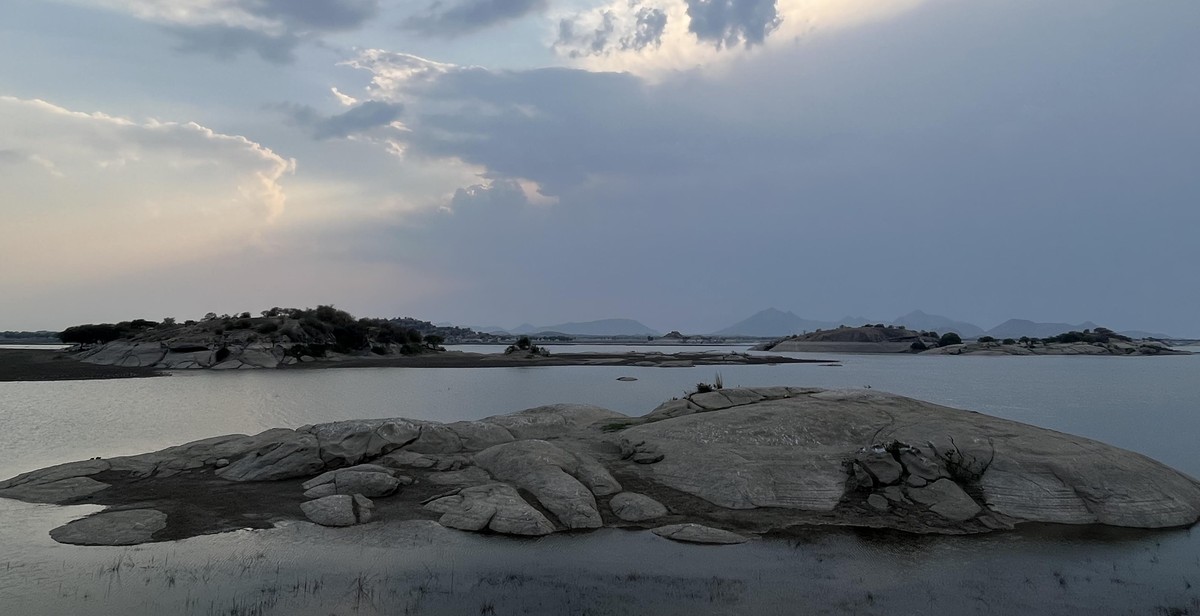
[553,0,927,75]
[0,96,294,289]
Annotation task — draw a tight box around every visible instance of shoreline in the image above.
[0,348,828,382]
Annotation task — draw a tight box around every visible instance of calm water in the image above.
[1,348,1198,614]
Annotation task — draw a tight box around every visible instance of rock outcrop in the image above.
[4,387,1199,546]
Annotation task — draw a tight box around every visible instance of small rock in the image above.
[214,458,230,468]
[617,377,638,382]
[867,494,890,511]
[652,523,747,545]
[300,494,374,527]
[906,476,928,488]
[610,492,668,522]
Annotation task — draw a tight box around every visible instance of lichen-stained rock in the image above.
[652,523,747,545]
[474,440,618,529]
[301,494,373,527]
[425,483,555,536]
[609,492,668,522]
[50,509,168,546]
[215,432,324,482]
[480,404,626,439]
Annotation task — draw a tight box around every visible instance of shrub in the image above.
[910,340,928,351]
[1002,338,1016,345]
[938,332,963,346]
[256,322,279,334]
[978,336,996,343]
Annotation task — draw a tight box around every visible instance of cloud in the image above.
[320,0,1200,334]
[403,0,548,37]
[75,0,380,62]
[0,96,294,290]
[554,2,669,58]
[685,0,780,48]
[277,100,406,140]
[552,0,928,75]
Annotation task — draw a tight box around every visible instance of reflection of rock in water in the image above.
[3,387,1199,546]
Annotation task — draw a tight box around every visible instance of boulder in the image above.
[474,440,618,529]
[652,523,747,545]
[425,483,555,536]
[609,492,668,522]
[867,494,890,511]
[50,509,167,546]
[305,471,400,498]
[907,479,981,521]
[856,451,903,486]
[300,494,374,527]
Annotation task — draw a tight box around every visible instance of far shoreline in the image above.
[0,348,830,383]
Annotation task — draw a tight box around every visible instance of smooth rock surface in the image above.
[50,509,167,546]
[300,494,373,527]
[652,523,747,545]
[609,492,668,522]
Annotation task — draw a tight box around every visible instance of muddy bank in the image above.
[0,349,165,382]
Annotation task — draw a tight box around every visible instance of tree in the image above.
[516,336,532,350]
[978,336,997,343]
[938,332,963,346]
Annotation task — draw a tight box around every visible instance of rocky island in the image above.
[755,325,1190,356]
[4,387,1198,546]
[1,307,816,380]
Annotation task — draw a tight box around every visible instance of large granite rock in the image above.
[6,387,1200,547]
[619,388,1200,529]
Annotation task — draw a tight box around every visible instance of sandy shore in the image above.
[0,348,824,382]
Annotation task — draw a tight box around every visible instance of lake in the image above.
[1,348,1198,614]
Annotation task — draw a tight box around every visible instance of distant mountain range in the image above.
[710,309,1174,339]
[481,319,661,337]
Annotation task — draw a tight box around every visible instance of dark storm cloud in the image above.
[403,0,548,37]
[275,101,406,139]
[685,0,780,48]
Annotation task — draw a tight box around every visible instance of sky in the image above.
[1,0,1197,335]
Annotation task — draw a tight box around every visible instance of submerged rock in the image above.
[50,509,167,546]
[652,523,747,545]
